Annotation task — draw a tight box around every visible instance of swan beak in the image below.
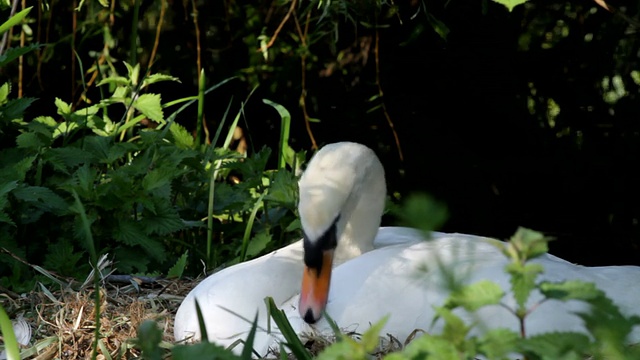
[299,249,333,324]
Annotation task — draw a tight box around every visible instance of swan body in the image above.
[174,142,640,356]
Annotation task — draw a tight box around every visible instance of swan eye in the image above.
[302,216,339,271]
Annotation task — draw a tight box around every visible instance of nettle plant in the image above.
[260,227,639,360]
[0,59,301,292]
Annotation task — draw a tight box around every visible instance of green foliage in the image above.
[492,0,529,12]
[257,226,639,360]
[0,302,20,360]
[0,63,302,292]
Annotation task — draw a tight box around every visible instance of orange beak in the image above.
[299,250,334,324]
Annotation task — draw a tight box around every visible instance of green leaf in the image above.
[168,122,194,149]
[0,82,9,105]
[44,147,96,174]
[43,239,84,277]
[433,306,469,345]
[506,262,543,309]
[265,297,312,360]
[393,193,448,233]
[142,168,175,192]
[0,6,32,34]
[361,316,388,352]
[171,342,240,360]
[142,74,180,88]
[0,302,21,360]
[477,328,520,359]
[444,280,504,312]
[16,132,45,150]
[124,62,140,85]
[386,334,459,360]
[134,93,164,123]
[0,44,41,68]
[112,219,166,262]
[167,251,188,279]
[264,169,297,207]
[12,185,69,215]
[518,332,590,359]
[141,200,185,235]
[492,0,528,12]
[539,280,601,302]
[0,97,37,122]
[244,231,271,259]
[0,181,18,225]
[54,97,72,116]
[137,320,163,360]
[96,76,130,87]
[263,99,291,169]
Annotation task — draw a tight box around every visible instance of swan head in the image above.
[297,142,386,324]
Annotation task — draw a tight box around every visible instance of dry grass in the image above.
[0,272,196,359]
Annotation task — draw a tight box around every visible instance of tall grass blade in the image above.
[196,69,205,145]
[0,303,20,360]
[264,297,311,360]
[262,99,291,169]
[194,299,209,342]
[71,190,100,360]
[240,193,266,262]
[240,313,259,360]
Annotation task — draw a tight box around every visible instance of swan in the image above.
[173,141,640,356]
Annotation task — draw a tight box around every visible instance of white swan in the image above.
[174,141,640,356]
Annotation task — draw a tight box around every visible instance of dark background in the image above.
[3,0,640,266]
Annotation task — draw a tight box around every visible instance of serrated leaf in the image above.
[0,82,9,104]
[141,200,185,235]
[142,74,180,88]
[0,97,37,122]
[167,251,188,279]
[12,186,69,215]
[539,280,601,302]
[477,328,520,359]
[264,169,297,207]
[43,239,84,277]
[96,76,130,87]
[113,219,166,262]
[492,0,528,12]
[33,115,57,127]
[507,262,543,309]
[168,122,194,149]
[16,132,45,150]
[52,121,79,139]
[44,147,95,174]
[518,332,590,358]
[142,168,174,192]
[134,93,164,123]
[0,43,42,68]
[54,98,72,116]
[445,280,504,312]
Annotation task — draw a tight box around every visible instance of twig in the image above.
[147,0,167,69]
[294,9,318,150]
[259,0,297,52]
[0,0,20,55]
[18,0,26,98]
[105,275,161,285]
[374,29,404,162]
